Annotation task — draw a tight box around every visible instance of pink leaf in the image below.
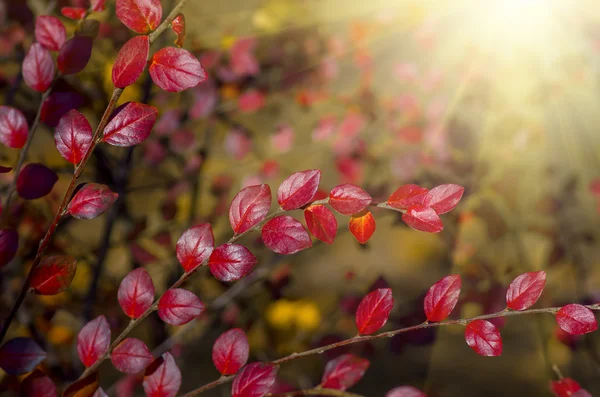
[506,271,546,311]
[77,315,111,367]
[158,288,205,326]
[320,354,370,391]
[556,304,598,335]
[464,319,502,356]
[261,215,312,255]
[238,90,265,113]
[329,184,372,215]
[387,184,429,210]
[277,170,321,210]
[17,163,58,200]
[35,16,66,51]
[224,128,252,160]
[68,183,118,219]
[22,43,54,93]
[176,224,214,272]
[422,184,464,214]
[149,47,207,92]
[111,338,154,374]
[348,211,376,244]
[143,353,181,397]
[386,386,427,397]
[118,268,155,319]
[54,109,93,164]
[116,0,162,34]
[0,106,28,148]
[356,288,394,335]
[229,184,272,234]
[212,328,249,375]
[424,274,462,322]
[208,244,257,282]
[102,102,158,147]
[57,36,93,75]
[112,35,150,88]
[231,362,278,397]
[91,0,107,12]
[402,205,443,233]
[0,338,46,376]
[304,205,337,244]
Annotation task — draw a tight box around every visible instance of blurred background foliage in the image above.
[1,0,600,395]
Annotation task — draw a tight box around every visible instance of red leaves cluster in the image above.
[30,255,77,295]
[321,354,370,391]
[212,328,249,375]
[77,315,110,367]
[118,268,155,319]
[68,183,118,219]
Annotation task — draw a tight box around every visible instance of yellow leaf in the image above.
[48,325,75,345]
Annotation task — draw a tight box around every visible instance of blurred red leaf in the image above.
[320,353,370,390]
[77,315,110,367]
[387,184,429,210]
[91,0,106,12]
[329,183,372,215]
[54,109,93,164]
[0,229,18,268]
[143,353,181,397]
[57,36,93,75]
[261,215,312,255]
[356,288,394,335]
[20,369,57,397]
[0,166,10,173]
[35,15,66,51]
[0,338,46,376]
[348,210,375,244]
[0,106,28,148]
[111,338,154,374]
[116,0,162,34]
[176,224,214,272]
[304,204,337,244]
[231,362,278,397]
[556,304,598,335]
[61,7,86,20]
[158,288,205,326]
[550,378,581,397]
[17,163,58,200]
[118,268,155,319]
[464,319,502,356]
[572,390,593,397]
[149,47,206,92]
[41,91,85,128]
[422,184,464,214]
[68,183,118,219]
[30,255,77,295]
[238,90,265,113]
[229,184,272,234]
[22,43,54,92]
[506,271,546,311]
[103,102,158,147]
[402,205,443,233]
[112,35,149,88]
[386,386,427,397]
[277,169,321,210]
[212,328,249,375]
[424,274,461,322]
[208,244,257,282]
[171,14,186,47]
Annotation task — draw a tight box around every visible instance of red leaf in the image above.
[41,91,85,128]
[550,378,581,397]
[0,338,46,376]
[231,362,278,397]
[402,205,443,233]
[238,90,265,113]
[35,15,66,51]
[304,205,337,244]
[387,184,429,210]
[22,43,54,93]
[118,268,155,319]
[149,47,207,92]
[506,271,546,311]
[116,0,162,34]
[229,184,272,234]
[143,353,181,397]
[329,184,372,215]
[356,288,394,335]
[386,386,427,397]
[464,319,502,356]
[348,210,376,244]
[111,338,154,374]
[422,184,464,214]
[158,288,205,326]
[0,229,19,268]
[208,244,257,282]
[212,328,249,375]
[68,183,118,219]
[17,163,58,200]
[0,106,28,148]
[91,0,106,12]
[423,274,462,322]
[0,166,10,173]
[61,7,86,20]
[77,315,111,367]
[320,354,370,391]
[556,304,598,335]
[176,224,214,272]
[277,169,321,210]
[54,109,93,164]
[102,102,158,147]
[30,255,77,295]
[57,36,93,75]
[171,14,186,47]
[261,215,312,255]
[572,390,593,397]
[20,369,57,397]
[112,35,149,88]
